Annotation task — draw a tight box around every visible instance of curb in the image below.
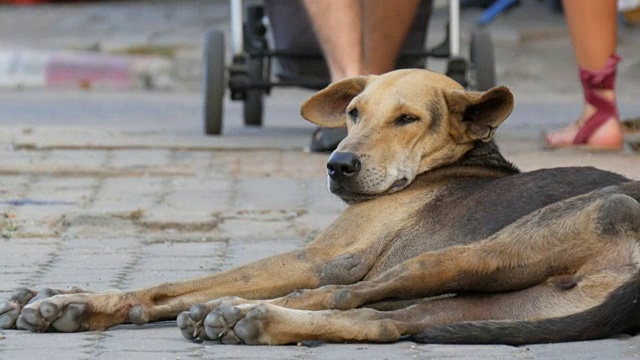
[0,49,174,91]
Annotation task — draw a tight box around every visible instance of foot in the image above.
[545,117,624,150]
[546,55,624,151]
[0,287,136,332]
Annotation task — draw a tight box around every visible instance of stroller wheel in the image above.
[470,27,496,91]
[203,29,225,135]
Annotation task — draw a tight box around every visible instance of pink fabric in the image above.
[573,54,621,145]
[46,53,133,89]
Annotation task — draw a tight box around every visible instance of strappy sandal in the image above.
[545,54,624,151]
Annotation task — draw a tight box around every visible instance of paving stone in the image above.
[44,149,110,168]
[161,177,231,213]
[0,150,45,169]
[196,344,313,359]
[527,337,640,359]
[90,177,166,211]
[233,178,306,210]
[139,240,226,258]
[109,149,173,168]
[217,218,299,241]
[304,178,346,213]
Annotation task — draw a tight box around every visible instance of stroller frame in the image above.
[204,0,496,135]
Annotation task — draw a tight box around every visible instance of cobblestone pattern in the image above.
[1,147,640,359]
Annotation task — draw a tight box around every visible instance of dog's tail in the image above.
[410,272,640,345]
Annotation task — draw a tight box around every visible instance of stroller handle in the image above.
[231,0,244,54]
[449,0,460,57]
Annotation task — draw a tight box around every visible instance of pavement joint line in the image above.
[10,143,308,152]
[0,165,195,177]
[114,247,144,290]
[22,238,64,288]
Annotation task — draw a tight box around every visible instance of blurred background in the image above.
[0,0,638,140]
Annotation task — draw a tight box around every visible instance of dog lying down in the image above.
[1,69,639,345]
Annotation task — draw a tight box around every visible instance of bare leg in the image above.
[546,0,623,149]
[303,0,421,152]
[302,0,366,81]
[363,0,420,74]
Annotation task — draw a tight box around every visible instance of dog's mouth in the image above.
[389,178,409,192]
[330,177,410,203]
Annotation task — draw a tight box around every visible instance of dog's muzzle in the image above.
[327,151,361,180]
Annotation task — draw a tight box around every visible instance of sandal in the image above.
[545,54,624,151]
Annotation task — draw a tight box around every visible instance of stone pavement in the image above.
[0,91,640,359]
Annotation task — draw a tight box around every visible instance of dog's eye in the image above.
[348,108,359,121]
[395,114,419,126]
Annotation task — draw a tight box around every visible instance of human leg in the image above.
[545,0,623,150]
[302,0,366,81]
[363,0,421,74]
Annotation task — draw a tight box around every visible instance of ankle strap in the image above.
[579,54,621,90]
[573,54,621,144]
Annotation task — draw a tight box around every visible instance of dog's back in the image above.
[366,140,631,278]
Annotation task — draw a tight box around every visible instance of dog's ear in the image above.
[300,76,369,128]
[445,86,514,143]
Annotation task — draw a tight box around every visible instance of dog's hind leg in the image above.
[189,266,634,345]
[265,185,640,311]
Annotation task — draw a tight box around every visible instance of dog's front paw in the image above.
[0,286,125,333]
[1,287,92,332]
[17,297,89,332]
[0,288,37,329]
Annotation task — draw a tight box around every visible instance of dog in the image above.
[1,69,640,345]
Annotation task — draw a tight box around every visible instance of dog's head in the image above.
[301,69,514,203]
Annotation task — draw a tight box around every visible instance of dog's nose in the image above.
[327,152,361,179]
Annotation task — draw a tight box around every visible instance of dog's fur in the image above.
[2,69,640,345]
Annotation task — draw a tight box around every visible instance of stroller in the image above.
[203,0,496,135]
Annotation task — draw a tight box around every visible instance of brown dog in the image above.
[2,69,640,345]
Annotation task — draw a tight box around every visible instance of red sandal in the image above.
[545,54,624,151]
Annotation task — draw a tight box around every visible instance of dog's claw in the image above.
[177,305,214,341]
[203,311,229,340]
[177,311,198,340]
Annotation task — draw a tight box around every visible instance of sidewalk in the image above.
[0,89,639,360]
